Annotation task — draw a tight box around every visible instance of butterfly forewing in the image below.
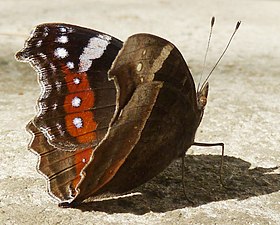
[16,23,122,151]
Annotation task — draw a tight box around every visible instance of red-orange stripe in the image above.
[62,66,97,144]
[71,148,94,189]
[64,112,97,143]
[62,67,90,93]
[64,91,95,113]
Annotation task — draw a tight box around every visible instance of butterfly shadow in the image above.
[76,154,280,214]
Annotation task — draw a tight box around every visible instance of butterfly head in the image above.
[197,82,209,111]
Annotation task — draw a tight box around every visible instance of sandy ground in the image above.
[0,0,279,224]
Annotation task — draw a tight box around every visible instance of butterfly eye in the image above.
[199,96,207,109]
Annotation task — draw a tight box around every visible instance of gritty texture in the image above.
[0,0,279,224]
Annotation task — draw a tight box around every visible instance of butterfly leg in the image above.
[181,155,195,204]
[192,142,225,187]
[58,201,80,208]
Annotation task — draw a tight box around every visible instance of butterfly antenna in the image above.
[200,20,241,91]
[197,16,215,93]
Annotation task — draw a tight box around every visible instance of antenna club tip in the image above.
[236,21,241,30]
[211,17,215,27]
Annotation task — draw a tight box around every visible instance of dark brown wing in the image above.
[27,121,93,202]
[69,34,202,205]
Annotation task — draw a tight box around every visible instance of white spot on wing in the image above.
[67,61,74,69]
[55,81,62,91]
[72,96,81,107]
[78,34,111,72]
[136,62,143,72]
[98,34,112,41]
[73,77,81,85]
[39,53,47,60]
[43,27,49,37]
[59,27,67,33]
[36,40,42,47]
[56,123,65,136]
[58,26,73,33]
[54,47,68,59]
[52,103,58,110]
[73,117,83,128]
[56,36,68,44]
[50,63,56,72]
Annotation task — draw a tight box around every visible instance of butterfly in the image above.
[16,23,213,207]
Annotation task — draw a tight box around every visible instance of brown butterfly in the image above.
[16,19,240,207]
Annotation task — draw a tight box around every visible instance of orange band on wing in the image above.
[71,148,94,189]
[65,112,97,143]
[62,67,90,93]
[64,91,95,113]
[62,66,98,144]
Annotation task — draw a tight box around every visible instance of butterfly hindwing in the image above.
[98,34,201,194]
[69,34,202,204]
[27,121,93,202]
